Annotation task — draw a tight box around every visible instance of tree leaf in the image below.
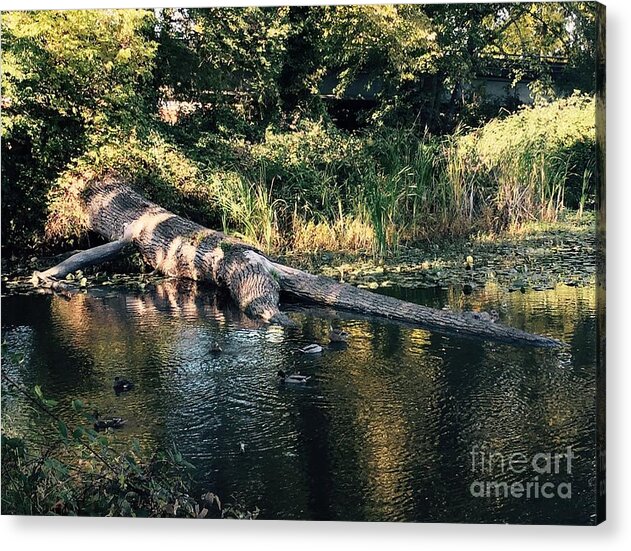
[58,421,68,439]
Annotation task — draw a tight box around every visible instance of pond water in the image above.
[1,279,598,524]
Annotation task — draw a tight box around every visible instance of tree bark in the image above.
[41,174,561,347]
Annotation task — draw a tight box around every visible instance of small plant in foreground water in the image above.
[1,344,258,518]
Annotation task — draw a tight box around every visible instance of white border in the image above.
[1,1,630,549]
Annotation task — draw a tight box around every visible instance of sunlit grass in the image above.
[44,96,596,258]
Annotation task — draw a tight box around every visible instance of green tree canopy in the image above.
[1,9,157,246]
[151,3,597,131]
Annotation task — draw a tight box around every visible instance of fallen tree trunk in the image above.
[39,175,561,347]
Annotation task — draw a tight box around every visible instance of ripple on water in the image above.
[0,282,598,523]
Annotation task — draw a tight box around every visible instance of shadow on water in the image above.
[1,279,597,523]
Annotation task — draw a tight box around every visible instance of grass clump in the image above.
[458,94,596,228]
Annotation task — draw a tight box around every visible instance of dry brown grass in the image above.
[289,213,374,254]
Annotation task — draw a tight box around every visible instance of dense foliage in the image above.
[2,9,157,249]
[1,4,599,255]
[459,94,596,225]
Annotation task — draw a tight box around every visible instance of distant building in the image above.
[318,55,569,128]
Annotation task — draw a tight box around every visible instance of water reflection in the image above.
[1,280,596,523]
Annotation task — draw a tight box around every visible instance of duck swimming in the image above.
[329,327,349,343]
[113,377,134,393]
[210,341,222,354]
[298,344,323,354]
[277,370,311,384]
[93,415,126,431]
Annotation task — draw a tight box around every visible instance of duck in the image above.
[93,414,126,431]
[329,327,349,343]
[277,370,311,384]
[298,344,323,354]
[113,376,134,393]
[210,341,222,354]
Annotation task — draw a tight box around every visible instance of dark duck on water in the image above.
[329,327,349,343]
[113,376,134,394]
[93,411,126,431]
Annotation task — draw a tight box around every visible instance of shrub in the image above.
[1,10,158,250]
[458,94,596,226]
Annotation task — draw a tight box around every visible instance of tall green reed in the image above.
[215,164,284,252]
[209,96,594,257]
[361,164,408,258]
[578,161,595,219]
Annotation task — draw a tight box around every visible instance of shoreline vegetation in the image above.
[281,211,596,293]
[2,210,595,297]
[38,94,596,263]
[2,93,596,293]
